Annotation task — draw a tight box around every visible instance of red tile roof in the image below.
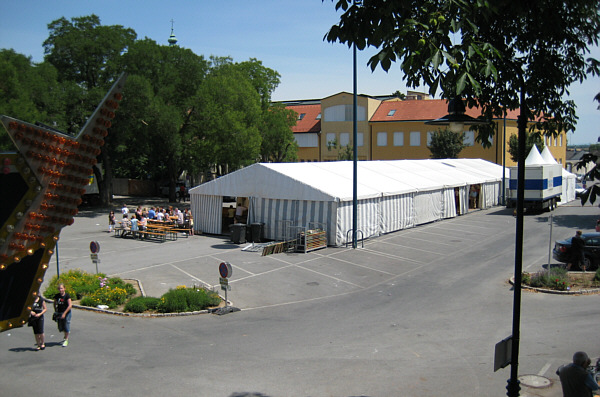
[371,99,521,122]
[286,104,321,133]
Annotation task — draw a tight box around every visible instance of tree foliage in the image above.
[3,14,296,204]
[577,93,600,205]
[325,0,600,146]
[192,63,262,175]
[428,128,465,159]
[43,14,136,90]
[260,104,298,162]
[0,50,64,150]
[507,132,545,163]
[116,39,209,201]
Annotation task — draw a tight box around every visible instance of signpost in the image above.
[90,241,100,273]
[219,262,232,307]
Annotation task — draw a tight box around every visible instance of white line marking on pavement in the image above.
[538,361,553,376]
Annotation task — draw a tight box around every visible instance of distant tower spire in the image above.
[168,19,178,46]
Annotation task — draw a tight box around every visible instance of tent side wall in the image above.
[191,195,223,235]
[336,198,380,246]
[249,197,338,245]
[380,193,414,234]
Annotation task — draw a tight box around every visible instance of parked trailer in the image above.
[507,163,563,211]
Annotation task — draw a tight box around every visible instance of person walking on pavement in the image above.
[556,351,599,396]
[53,284,72,347]
[568,230,586,270]
[29,294,46,350]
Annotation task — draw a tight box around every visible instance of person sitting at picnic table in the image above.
[148,207,156,220]
[139,215,147,231]
[130,216,139,236]
[156,209,165,222]
[121,214,131,228]
[176,208,184,226]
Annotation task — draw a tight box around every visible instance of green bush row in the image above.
[522,267,600,291]
[44,270,136,302]
[43,269,221,313]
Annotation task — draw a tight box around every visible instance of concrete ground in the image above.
[1,197,599,396]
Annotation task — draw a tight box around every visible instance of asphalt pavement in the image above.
[1,197,599,396]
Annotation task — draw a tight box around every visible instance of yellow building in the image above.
[286,92,567,167]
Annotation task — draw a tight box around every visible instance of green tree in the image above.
[192,64,262,175]
[260,104,298,162]
[428,128,466,159]
[577,93,600,204]
[233,58,298,163]
[325,1,600,145]
[43,15,136,90]
[43,14,136,204]
[507,132,545,163]
[116,38,209,201]
[0,50,65,150]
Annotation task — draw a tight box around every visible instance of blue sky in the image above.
[1,0,599,145]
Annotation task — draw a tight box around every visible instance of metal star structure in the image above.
[0,73,127,332]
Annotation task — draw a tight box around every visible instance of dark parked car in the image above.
[552,232,600,271]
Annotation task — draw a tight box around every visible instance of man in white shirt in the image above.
[121,204,129,218]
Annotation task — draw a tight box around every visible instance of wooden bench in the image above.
[138,230,166,242]
[146,224,177,241]
[114,226,133,238]
[171,228,191,238]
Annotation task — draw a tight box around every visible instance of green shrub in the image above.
[124,297,161,313]
[595,268,600,283]
[157,287,221,313]
[43,270,135,308]
[526,268,568,290]
[81,286,129,309]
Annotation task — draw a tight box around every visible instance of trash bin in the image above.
[245,224,253,243]
[229,223,246,244]
[250,222,265,243]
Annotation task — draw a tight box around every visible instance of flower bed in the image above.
[43,269,222,314]
[521,267,600,292]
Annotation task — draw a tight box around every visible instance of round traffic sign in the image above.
[90,241,100,254]
[219,262,232,278]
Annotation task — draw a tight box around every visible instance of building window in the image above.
[427,131,434,146]
[410,131,420,146]
[393,132,404,146]
[357,132,364,147]
[298,113,306,120]
[377,132,388,146]
[340,132,350,147]
[323,104,367,122]
[326,133,336,147]
[316,113,321,120]
[463,130,475,147]
[559,135,563,146]
[387,109,396,116]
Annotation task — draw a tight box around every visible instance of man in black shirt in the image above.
[568,230,585,271]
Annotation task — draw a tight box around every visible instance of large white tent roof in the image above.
[189,159,508,202]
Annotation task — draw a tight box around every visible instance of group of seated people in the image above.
[119,205,194,236]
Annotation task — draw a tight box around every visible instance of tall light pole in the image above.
[351,0,358,249]
[505,82,527,397]
[427,94,527,396]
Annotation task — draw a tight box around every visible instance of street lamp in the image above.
[425,97,487,132]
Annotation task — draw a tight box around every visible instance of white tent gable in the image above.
[540,146,559,164]
[525,145,545,165]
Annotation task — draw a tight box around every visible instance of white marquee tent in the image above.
[189,159,524,246]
